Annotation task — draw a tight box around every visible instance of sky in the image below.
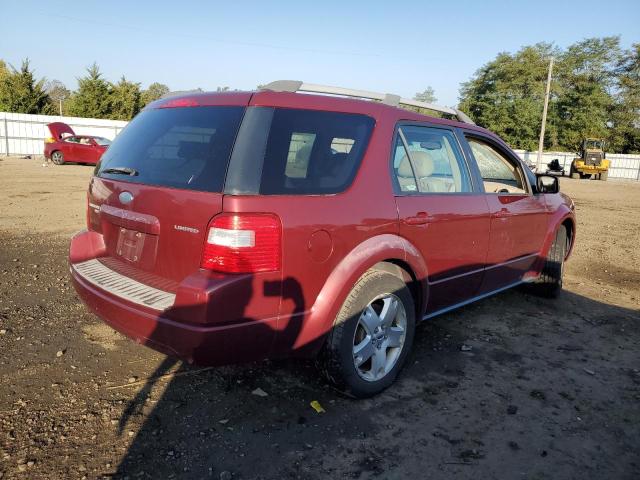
[2,0,639,107]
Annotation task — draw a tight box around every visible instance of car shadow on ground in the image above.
[111,285,639,480]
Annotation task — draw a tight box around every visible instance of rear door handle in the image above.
[405,211,430,225]
[494,207,510,218]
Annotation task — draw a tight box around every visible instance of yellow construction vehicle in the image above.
[570,138,610,181]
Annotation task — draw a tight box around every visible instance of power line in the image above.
[42,13,404,60]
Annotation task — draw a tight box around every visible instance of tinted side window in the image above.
[259,109,374,195]
[97,106,244,192]
[393,126,471,194]
[467,138,526,194]
[393,136,418,193]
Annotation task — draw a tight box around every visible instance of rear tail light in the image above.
[159,97,200,108]
[201,214,281,273]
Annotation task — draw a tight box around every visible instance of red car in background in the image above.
[44,122,111,165]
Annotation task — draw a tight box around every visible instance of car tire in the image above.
[570,166,580,179]
[317,269,415,398]
[600,171,608,181]
[51,151,65,165]
[531,225,567,298]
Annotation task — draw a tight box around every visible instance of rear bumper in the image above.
[71,269,277,365]
[70,230,278,365]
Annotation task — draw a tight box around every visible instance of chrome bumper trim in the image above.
[72,259,175,311]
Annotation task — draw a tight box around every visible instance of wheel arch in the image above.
[372,259,423,321]
[561,217,575,259]
[292,234,428,355]
[540,210,575,263]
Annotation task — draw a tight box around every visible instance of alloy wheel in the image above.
[352,293,407,382]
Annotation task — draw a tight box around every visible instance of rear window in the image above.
[259,109,374,195]
[96,106,244,192]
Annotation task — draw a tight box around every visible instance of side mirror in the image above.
[536,174,559,194]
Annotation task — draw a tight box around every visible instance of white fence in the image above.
[0,112,127,156]
[1,111,639,180]
[515,149,640,180]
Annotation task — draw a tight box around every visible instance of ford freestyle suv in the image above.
[69,81,576,397]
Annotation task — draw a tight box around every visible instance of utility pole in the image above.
[536,57,554,171]
[59,99,63,117]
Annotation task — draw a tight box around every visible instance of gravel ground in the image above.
[0,156,639,479]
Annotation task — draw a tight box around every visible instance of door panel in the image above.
[74,142,95,163]
[396,196,490,313]
[61,139,76,161]
[392,125,491,314]
[463,136,549,292]
[482,193,548,291]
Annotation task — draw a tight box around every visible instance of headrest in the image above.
[296,144,312,163]
[398,151,434,178]
[178,141,208,160]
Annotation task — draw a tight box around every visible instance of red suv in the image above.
[70,81,575,397]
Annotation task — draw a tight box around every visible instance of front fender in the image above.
[535,198,576,274]
[290,233,427,354]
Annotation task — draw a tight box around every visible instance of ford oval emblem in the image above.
[119,191,134,204]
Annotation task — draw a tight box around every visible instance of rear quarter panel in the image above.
[231,97,501,357]
[44,142,53,158]
[222,109,403,356]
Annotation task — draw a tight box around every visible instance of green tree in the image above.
[109,76,142,120]
[141,82,170,105]
[553,37,621,152]
[0,60,9,111]
[0,60,8,81]
[610,43,640,153]
[459,38,624,152]
[459,43,558,151]
[413,87,437,104]
[44,79,71,115]
[0,59,50,114]
[68,63,111,118]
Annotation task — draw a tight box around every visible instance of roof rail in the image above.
[260,80,475,125]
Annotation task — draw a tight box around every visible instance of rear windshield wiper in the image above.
[102,167,139,176]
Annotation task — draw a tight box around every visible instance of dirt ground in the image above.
[0,155,638,480]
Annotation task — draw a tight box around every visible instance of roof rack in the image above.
[260,80,475,125]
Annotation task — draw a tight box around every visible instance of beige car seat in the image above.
[397,151,436,192]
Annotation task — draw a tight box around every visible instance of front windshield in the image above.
[585,140,602,150]
[94,137,112,146]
